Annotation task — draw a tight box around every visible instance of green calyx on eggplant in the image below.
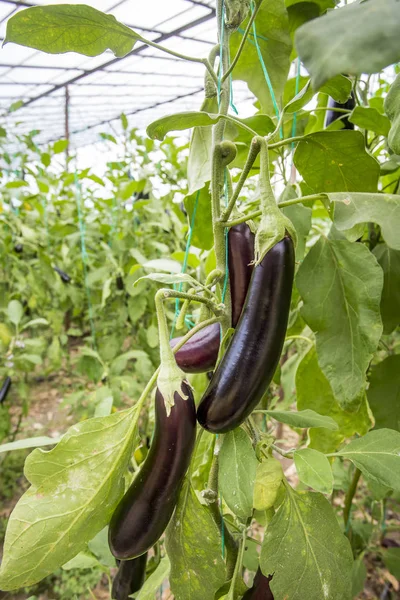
[243,569,274,599]
[325,91,355,130]
[108,383,196,560]
[53,266,71,283]
[0,377,11,405]
[170,223,254,374]
[112,553,147,600]
[197,236,295,434]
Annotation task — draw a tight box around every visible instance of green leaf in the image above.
[337,429,400,490]
[21,318,49,330]
[382,548,400,580]
[294,448,333,494]
[101,277,113,308]
[328,193,400,251]
[280,184,312,261]
[87,527,116,568]
[143,258,182,273]
[190,430,215,491]
[135,272,199,287]
[127,295,147,325]
[187,97,218,195]
[348,107,390,137]
[185,186,213,250]
[385,72,400,154]
[296,236,383,407]
[265,409,339,431]
[294,131,380,193]
[352,555,367,598]
[373,244,400,333]
[230,0,292,115]
[53,139,69,154]
[295,0,400,89]
[0,436,62,454]
[0,408,137,589]
[367,355,400,432]
[62,551,99,571]
[4,5,140,57]
[260,487,353,600]
[136,557,170,600]
[165,479,226,600]
[7,299,23,326]
[253,458,283,511]
[296,347,372,453]
[219,429,258,520]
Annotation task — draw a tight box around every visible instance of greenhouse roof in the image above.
[0,0,252,149]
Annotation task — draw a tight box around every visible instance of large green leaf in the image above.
[165,479,226,600]
[337,429,400,490]
[253,457,283,511]
[260,487,353,600]
[348,107,391,137]
[385,73,400,154]
[294,448,333,494]
[136,557,170,600]
[296,347,372,453]
[295,0,400,89]
[184,185,213,251]
[328,193,400,251]
[187,97,218,196]
[367,355,400,432]
[4,5,139,57]
[296,236,383,407]
[265,409,339,431]
[0,408,137,589]
[294,131,380,193]
[373,244,400,333]
[382,548,400,580]
[219,428,257,520]
[230,0,292,115]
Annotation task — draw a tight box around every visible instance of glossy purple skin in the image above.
[112,553,147,600]
[109,383,196,560]
[171,322,221,374]
[197,236,295,434]
[228,222,255,327]
[243,569,274,599]
[170,223,254,373]
[0,377,11,405]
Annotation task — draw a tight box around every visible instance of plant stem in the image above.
[162,289,223,316]
[343,467,362,531]
[226,528,247,599]
[268,135,304,151]
[221,2,261,83]
[271,443,294,459]
[311,107,351,114]
[220,136,261,221]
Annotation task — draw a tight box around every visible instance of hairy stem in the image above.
[344,467,362,532]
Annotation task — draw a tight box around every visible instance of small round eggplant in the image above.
[325,91,355,130]
[197,236,295,434]
[243,569,274,599]
[112,553,147,600]
[109,383,196,559]
[0,377,11,405]
[14,244,23,254]
[170,223,254,374]
[54,266,71,284]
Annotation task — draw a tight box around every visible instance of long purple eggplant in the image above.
[170,223,254,373]
[243,569,274,599]
[197,236,295,434]
[112,553,147,600]
[325,91,355,130]
[108,383,196,559]
[0,377,11,405]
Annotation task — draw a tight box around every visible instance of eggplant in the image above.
[243,569,274,599]
[197,236,295,434]
[116,275,124,291]
[112,553,147,600]
[0,377,11,405]
[54,266,71,284]
[14,244,23,254]
[170,223,254,374]
[109,383,196,559]
[325,91,355,130]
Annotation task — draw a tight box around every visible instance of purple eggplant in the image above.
[170,223,254,373]
[243,569,274,599]
[197,236,295,433]
[325,92,355,130]
[112,553,147,600]
[0,377,11,405]
[108,383,196,559]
